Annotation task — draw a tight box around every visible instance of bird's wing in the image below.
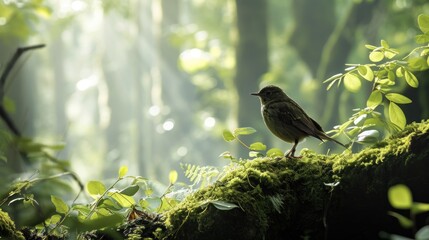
[274,100,323,140]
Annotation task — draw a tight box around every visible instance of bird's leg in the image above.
[285,139,301,158]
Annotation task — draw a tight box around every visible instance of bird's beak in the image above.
[251,92,259,96]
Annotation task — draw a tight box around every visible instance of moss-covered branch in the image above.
[164,120,429,239]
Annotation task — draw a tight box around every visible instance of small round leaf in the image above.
[222,130,235,142]
[343,73,361,92]
[388,184,412,209]
[169,170,178,184]
[418,14,429,33]
[366,90,382,108]
[249,142,267,151]
[369,51,384,62]
[118,166,128,178]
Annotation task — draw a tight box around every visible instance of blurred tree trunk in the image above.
[136,0,161,179]
[234,0,269,146]
[159,0,192,172]
[289,0,379,127]
[102,14,130,177]
[50,39,68,158]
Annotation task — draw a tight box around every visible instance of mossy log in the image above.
[164,120,429,240]
[0,208,25,240]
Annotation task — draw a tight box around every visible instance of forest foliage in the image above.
[1,0,429,239]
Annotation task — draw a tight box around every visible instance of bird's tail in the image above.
[321,133,348,149]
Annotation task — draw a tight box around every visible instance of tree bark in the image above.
[235,0,269,137]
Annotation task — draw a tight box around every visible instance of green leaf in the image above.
[380,39,389,49]
[120,185,139,196]
[388,184,412,209]
[45,214,61,225]
[408,57,429,71]
[388,211,413,229]
[364,44,377,50]
[343,73,361,92]
[418,14,429,33]
[387,70,396,82]
[75,213,123,232]
[367,90,382,108]
[108,191,135,207]
[51,195,69,214]
[87,181,106,199]
[357,65,374,81]
[249,142,267,151]
[209,200,239,211]
[169,170,178,184]
[219,151,234,159]
[396,67,404,78]
[389,102,406,130]
[415,34,429,44]
[384,50,397,59]
[99,197,122,211]
[377,79,395,86]
[356,130,379,144]
[158,197,179,212]
[145,197,162,210]
[222,130,235,142]
[416,226,429,240]
[385,93,412,104]
[233,127,256,136]
[118,166,128,178]
[412,202,429,215]
[369,51,384,62]
[249,151,263,158]
[421,48,429,56]
[404,71,419,88]
[266,148,284,158]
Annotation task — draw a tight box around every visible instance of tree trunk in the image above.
[234,0,269,151]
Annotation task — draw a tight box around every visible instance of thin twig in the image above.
[0,44,46,136]
[0,44,46,92]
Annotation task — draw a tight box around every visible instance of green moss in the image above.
[165,153,334,239]
[164,120,429,239]
[0,209,25,240]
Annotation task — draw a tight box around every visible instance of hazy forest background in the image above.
[1,0,429,194]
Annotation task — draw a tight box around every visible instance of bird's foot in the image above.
[284,150,302,159]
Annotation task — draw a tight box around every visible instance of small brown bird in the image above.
[251,85,346,158]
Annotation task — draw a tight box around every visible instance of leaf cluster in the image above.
[324,14,429,146]
[21,166,181,238]
[221,127,283,159]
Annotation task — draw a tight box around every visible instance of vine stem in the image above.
[234,135,251,150]
[86,178,122,219]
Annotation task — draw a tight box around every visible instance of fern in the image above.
[181,163,220,188]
